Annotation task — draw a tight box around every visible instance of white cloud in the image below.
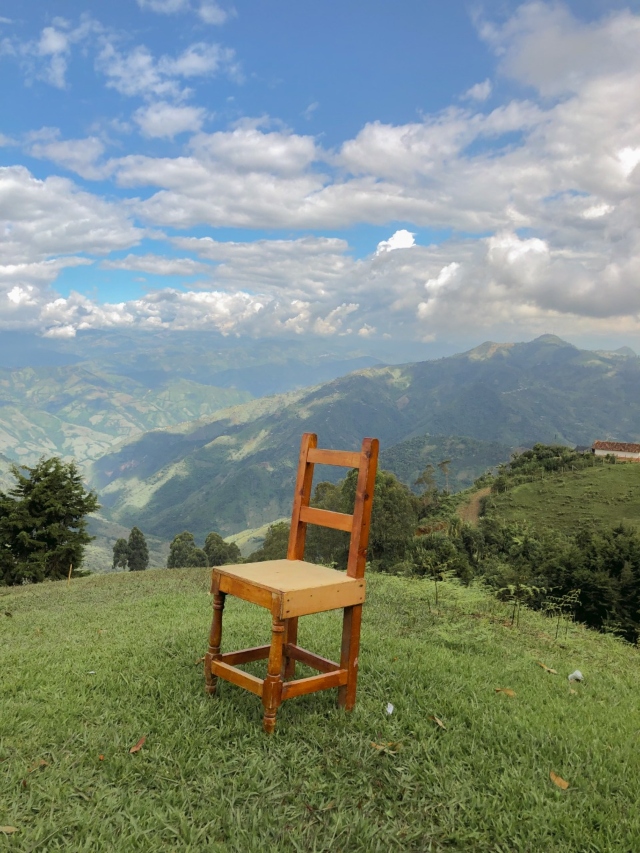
[1,16,102,89]
[96,39,239,101]
[101,254,210,275]
[26,130,108,180]
[463,79,492,101]
[137,0,232,24]
[3,2,640,346]
[137,0,190,13]
[480,3,640,97]
[198,2,232,25]
[134,102,207,138]
[376,229,416,254]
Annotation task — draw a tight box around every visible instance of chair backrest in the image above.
[287,432,379,578]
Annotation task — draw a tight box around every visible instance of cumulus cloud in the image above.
[375,229,416,254]
[133,102,207,138]
[2,2,640,346]
[26,130,109,180]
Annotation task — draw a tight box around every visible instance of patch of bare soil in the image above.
[457,487,491,525]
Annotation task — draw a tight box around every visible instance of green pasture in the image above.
[1,569,639,851]
[489,462,640,534]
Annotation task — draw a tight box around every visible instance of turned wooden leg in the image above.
[205,589,225,696]
[262,614,285,733]
[337,604,362,711]
[283,617,298,678]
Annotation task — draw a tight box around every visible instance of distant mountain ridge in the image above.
[92,335,640,540]
[0,330,383,466]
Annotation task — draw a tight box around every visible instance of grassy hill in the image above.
[485,461,640,534]
[2,569,639,851]
[93,335,640,539]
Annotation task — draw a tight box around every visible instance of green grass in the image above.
[489,462,640,534]
[2,569,640,851]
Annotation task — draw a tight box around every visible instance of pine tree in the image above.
[112,538,129,570]
[127,526,149,572]
[0,457,99,585]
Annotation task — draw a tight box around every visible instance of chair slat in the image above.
[220,645,270,665]
[211,660,264,696]
[307,448,361,468]
[281,669,348,700]
[299,505,353,532]
[285,644,340,673]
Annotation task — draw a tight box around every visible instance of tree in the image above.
[246,522,290,562]
[0,457,99,585]
[203,531,241,567]
[128,527,149,572]
[167,531,208,568]
[112,538,129,570]
[438,459,451,494]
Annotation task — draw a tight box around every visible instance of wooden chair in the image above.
[204,432,379,733]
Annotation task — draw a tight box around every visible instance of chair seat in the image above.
[214,559,366,618]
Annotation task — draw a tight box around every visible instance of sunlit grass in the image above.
[1,569,639,851]
[489,463,640,534]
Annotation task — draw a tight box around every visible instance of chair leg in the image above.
[205,590,225,696]
[262,615,285,734]
[282,617,298,678]
[337,604,362,711]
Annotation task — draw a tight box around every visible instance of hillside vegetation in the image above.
[487,461,640,534]
[92,335,640,540]
[2,569,639,851]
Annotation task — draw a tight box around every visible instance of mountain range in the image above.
[0,330,381,467]
[90,335,640,542]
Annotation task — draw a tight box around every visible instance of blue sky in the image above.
[1,0,639,353]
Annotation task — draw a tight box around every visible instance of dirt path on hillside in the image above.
[457,487,491,525]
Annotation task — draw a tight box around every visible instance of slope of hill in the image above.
[2,570,639,851]
[92,335,640,539]
[485,462,640,534]
[380,434,512,492]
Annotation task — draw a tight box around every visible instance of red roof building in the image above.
[592,440,640,458]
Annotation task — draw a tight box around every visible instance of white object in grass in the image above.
[568,670,583,682]
[386,702,394,714]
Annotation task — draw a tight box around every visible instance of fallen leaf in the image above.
[370,741,401,753]
[28,759,49,773]
[99,755,105,761]
[550,771,569,790]
[1,827,18,834]
[194,656,205,665]
[429,715,447,730]
[536,661,558,674]
[129,736,146,754]
[495,688,516,698]
[569,688,577,696]
[320,801,336,811]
